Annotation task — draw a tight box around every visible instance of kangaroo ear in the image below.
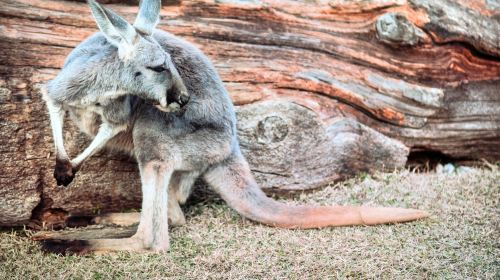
[134,0,161,35]
[88,0,138,50]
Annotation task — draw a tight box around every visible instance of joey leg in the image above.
[70,123,126,170]
[52,122,126,187]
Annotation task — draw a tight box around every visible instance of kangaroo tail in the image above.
[203,152,429,228]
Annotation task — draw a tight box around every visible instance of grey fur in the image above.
[45,0,240,252]
[43,0,428,253]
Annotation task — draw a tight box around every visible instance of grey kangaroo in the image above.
[41,0,428,254]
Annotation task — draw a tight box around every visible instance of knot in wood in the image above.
[256,116,288,144]
[375,13,420,46]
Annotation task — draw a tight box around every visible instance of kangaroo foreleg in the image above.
[43,89,74,186]
[43,94,68,160]
[43,85,126,186]
[51,121,126,186]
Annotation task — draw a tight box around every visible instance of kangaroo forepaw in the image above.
[54,159,77,187]
[166,86,190,110]
[177,90,190,107]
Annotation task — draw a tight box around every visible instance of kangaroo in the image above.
[41,0,429,254]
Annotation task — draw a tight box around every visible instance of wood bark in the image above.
[0,0,498,227]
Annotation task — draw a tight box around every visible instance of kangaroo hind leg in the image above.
[133,161,173,252]
[69,170,199,228]
[167,171,200,226]
[40,160,174,255]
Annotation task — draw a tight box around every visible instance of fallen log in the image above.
[0,0,498,227]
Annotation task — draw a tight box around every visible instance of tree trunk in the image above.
[0,0,498,227]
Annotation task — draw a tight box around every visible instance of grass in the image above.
[0,167,498,279]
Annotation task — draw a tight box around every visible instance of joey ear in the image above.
[134,0,161,35]
[88,0,138,53]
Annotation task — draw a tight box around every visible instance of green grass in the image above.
[1,168,498,279]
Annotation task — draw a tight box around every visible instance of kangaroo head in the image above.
[79,0,189,109]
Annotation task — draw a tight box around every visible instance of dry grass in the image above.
[1,167,498,279]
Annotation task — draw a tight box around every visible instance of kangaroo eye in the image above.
[148,66,167,73]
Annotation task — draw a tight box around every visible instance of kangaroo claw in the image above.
[54,159,77,187]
